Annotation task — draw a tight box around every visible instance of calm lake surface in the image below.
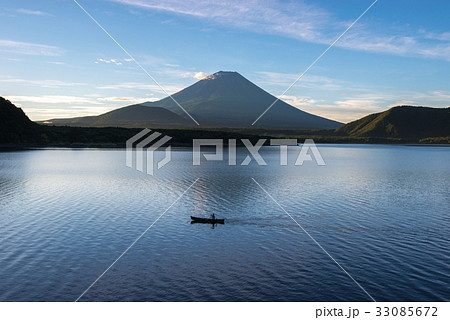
[0,145,448,301]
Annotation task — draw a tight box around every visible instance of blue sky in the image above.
[1,0,449,122]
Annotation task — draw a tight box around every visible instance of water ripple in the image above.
[0,147,448,301]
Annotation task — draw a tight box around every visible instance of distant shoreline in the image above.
[1,141,449,151]
[2,97,448,147]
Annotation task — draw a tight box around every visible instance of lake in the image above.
[0,145,448,301]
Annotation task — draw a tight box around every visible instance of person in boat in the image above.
[211,213,215,220]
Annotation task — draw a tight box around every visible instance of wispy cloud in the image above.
[109,0,450,61]
[6,95,103,105]
[254,71,344,90]
[283,91,450,123]
[6,94,157,106]
[110,0,329,43]
[1,79,86,88]
[95,58,133,65]
[16,9,53,17]
[338,31,450,61]
[422,31,450,42]
[26,107,115,121]
[97,82,184,94]
[181,71,209,80]
[7,95,156,120]
[97,96,157,104]
[0,39,62,56]
[279,95,319,108]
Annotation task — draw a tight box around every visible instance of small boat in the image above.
[191,216,225,224]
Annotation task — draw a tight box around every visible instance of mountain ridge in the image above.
[1,96,448,145]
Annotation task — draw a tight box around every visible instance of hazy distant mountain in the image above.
[146,71,341,129]
[0,97,275,146]
[40,104,193,128]
[42,71,341,129]
[336,106,450,140]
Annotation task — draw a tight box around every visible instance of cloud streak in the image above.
[6,94,156,120]
[26,107,115,121]
[109,0,450,61]
[254,71,344,90]
[95,58,134,65]
[0,39,62,56]
[282,91,450,123]
[16,9,53,16]
[6,94,158,106]
[97,82,184,94]
[97,96,156,104]
[6,95,103,105]
[1,79,86,88]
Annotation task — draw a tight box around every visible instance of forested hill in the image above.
[335,106,450,141]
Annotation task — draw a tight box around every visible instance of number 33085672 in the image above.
[375,307,437,317]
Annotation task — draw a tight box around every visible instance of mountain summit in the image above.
[42,71,341,129]
[145,71,341,128]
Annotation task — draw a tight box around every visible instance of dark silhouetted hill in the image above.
[335,106,450,141]
[0,97,42,143]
